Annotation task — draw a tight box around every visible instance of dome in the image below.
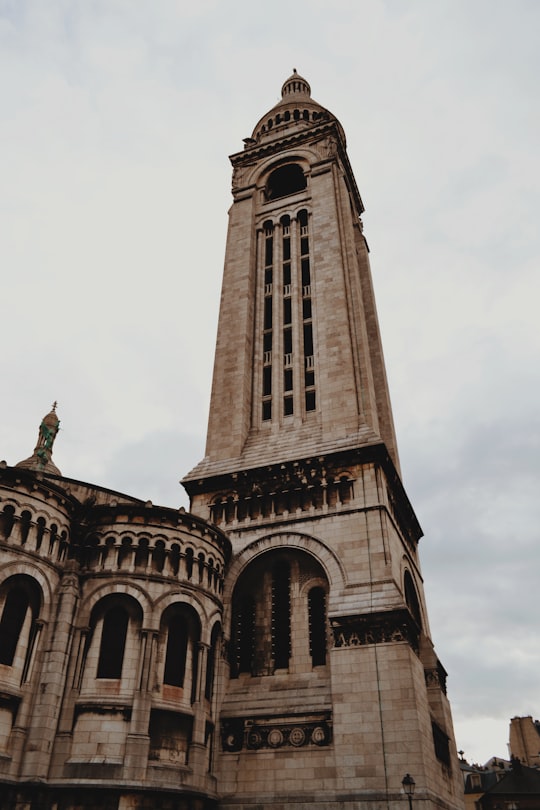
[280,69,311,99]
[249,70,345,146]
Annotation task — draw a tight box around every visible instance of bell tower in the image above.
[183,72,463,810]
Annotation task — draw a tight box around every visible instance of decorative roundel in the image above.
[247,730,263,749]
[267,729,284,748]
[289,727,306,747]
[311,726,327,745]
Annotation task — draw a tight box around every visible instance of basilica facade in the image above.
[0,74,464,810]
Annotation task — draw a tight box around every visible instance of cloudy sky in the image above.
[1,0,539,766]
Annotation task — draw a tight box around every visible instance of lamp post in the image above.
[402,773,415,810]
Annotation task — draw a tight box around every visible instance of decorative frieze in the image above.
[221,715,332,752]
[331,609,420,654]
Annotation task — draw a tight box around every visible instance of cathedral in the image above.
[0,73,464,810]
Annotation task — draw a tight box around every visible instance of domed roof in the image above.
[250,70,345,146]
[280,69,311,99]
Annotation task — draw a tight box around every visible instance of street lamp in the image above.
[402,773,415,810]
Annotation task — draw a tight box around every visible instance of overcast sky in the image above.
[1,0,539,767]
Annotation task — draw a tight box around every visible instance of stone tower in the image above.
[183,72,464,810]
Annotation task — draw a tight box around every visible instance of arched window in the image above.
[152,541,165,573]
[160,604,201,702]
[308,586,327,666]
[163,614,188,687]
[404,570,422,628]
[266,164,306,200]
[35,517,45,551]
[0,505,15,540]
[0,587,29,666]
[0,576,41,675]
[134,538,149,569]
[169,544,180,575]
[48,523,58,555]
[97,605,129,679]
[19,511,31,545]
[84,596,142,686]
[230,549,328,678]
[185,548,194,579]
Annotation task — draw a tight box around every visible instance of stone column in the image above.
[123,629,156,778]
[19,561,80,780]
[188,641,209,781]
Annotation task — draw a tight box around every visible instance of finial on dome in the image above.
[15,404,62,476]
[281,69,311,99]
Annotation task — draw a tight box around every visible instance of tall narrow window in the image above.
[304,323,316,411]
[303,323,314,356]
[404,571,422,628]
[263,365,272,397]
[164,614,188,687]
[0,505,15,540]
[231,595,255,677]
[283,297,292,325]
[259,208,317,422]
[262,221,274,421]
[284,366,294,415]
[308,587,327,666]
[35,517,45,551]
[301,258,311,286]
[432,722,451,767]
[159,605,200,702]
[97,606,128,679]
[264,296,273,330]
[205,623,221,700]
[298,210,316,413]
[19,511,31,545]
[280,215,294,417]
[272,561,291,669]
[265,230,273,267]
[0,588,29,666]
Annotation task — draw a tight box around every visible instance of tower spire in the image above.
[185,71,398,485]
[182,75,463,810]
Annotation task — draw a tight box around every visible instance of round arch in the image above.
[402,564,424,630]
[242,148,320,190]
[77,580,152,628]
[0,559,54,622]
[152,589,211,634]
[223,530,346,608]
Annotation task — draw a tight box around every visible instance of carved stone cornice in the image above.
[229,456,346,497]
[230,120,342,170]
[331,609,420,654]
